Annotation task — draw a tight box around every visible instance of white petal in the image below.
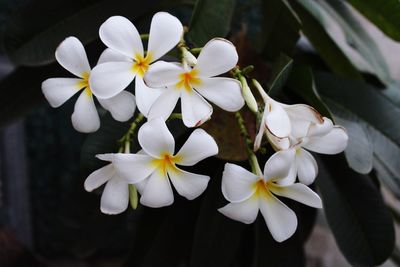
[195,77,244,112]
[307,117,333,137]
[147,12,183,62]
[97,48,132,65]
[259,193,298,242]
[168,167,210,200]
[296,149,318,185]
[144,61,182,88]
[264,149,295,181]
[41,78,82,107]
[181,89,213,127]
[98,91,136,122]
[284,104,323,124]
[55,36,91,77]
[267,131,290,151]
[138,118,175,158]
[135,178,148,195]
[89,61,135,99]
[100,175,129,214]
[175,128,218,166]
[99,16,143,59]
[135,77,165,116]
[218,197,259,224]
[109,153,157,184]
[71,91,100,133]
[303,126,349,154]
[140,170,174,208]
[194,38,238,77]
[148,88,181,121]
[254,113,267,151]
[269,183,322,209]
[266,101,291,138]
[84,164,114,192]
[277,160,297,186]
[221,163,259,203]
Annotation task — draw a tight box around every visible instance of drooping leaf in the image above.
[317,155,395,266]
[187,0,236,46]
[290,0,363,80]
[267,54,293,98]
[346,0,400,41]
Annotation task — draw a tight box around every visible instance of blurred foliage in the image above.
[1,0,400,266]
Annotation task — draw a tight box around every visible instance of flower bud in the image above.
[182,48,197,66]
[239,76,258,113]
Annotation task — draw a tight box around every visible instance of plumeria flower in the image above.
[253,83,325,151]
[218,152,322,242]
[89,12,183,116]
[87,118,218,208]
[144,38,245,127]
[41,37,136,133]
[270,117,348,185]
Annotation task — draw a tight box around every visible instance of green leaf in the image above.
[267,54,293,98]
[259,0,300,58]
[187,0,236,46]
[346,0,400,41]
[317,0,391,84]
[314,72,400,197]
[317,155,395,266]
[2,0,160,66]
[290,0,363,80]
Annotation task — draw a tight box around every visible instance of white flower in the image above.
[88,118,218,209]
[271,117,349,185]
[144,38,245,127]
[254,91,324,151]
[41,37,136,133]
[89,12,183,116]
[218,152,322,242]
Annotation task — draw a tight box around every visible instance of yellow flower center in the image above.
[151,153,182,175]
[253,179,275,199]
[132,53,152,77]
[176,69,202,92]
[76,72,92,97]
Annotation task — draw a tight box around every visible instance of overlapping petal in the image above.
[264,150,295,181]
[55,36,91,78]
[269,183,322,208]
[296,149,318,185]
[168,167,210,200]
[148,89,181,121]
[181,89,213,127]
[97,48,131,65]
[194,38,238,77]
[71,92,100,133]
[135,77,165,116]
[84,164,114,192]
[108,153,157,183]
[195,77,244,112]
[303,126,348,154]
[221,163,259,203]
[140,170,174,208]
[144,61,182,88]
[265,101,291,138]
[98,91,136,122]
[41,78,81,107]
[147,12,183,62]
[218,198,259,224]
[99,16,143,58]
[175,129,218,166]
[138,118,175,158]
[100,175,129,214]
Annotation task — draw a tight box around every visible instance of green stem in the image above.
[235,112,263,176]
[189,47,202,54]
[169,113,183,120]
[140,34,149,40]
[119,113,145,150]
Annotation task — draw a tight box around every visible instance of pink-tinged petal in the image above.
[221,163,259,203]
[100,175,129,215]
[99,16,143,58]
[98,91,136,122]
[195,77,244,112]
[259,193,298,242]
[71,91,100,133]
[140,169,174,208]
[303,126,348,155]
[147,12,183,62]
[269,183,322,208]
[89,61,135,99]
[175,129,218,166]
[194,38,238,77]
[218,197,259,224]
[55,36,91,77]
[41,78,82,107]
[138,118,175,158]
[296,149,318,185]
[84,164,114,192]
[181,89,213,128]
[168,167,210,200]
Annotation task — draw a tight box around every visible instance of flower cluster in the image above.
[41,12,348,242]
